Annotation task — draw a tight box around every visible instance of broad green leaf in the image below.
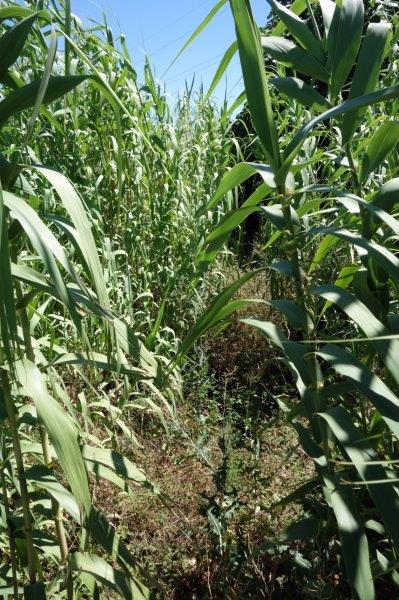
[15,360,91,517]
[342,22,391,144]
[270,299,310,330]
[327,0,364,99]
[207,41,237,98]
[309,234,339,273]
[262,203,299,230]
[3,191,79,324]
[81,446,157,491]
[241,182,270,208]
[0,190,17,362]
[230,0,280,169]
[271,76,329,107]
[294,423,375,600]
[25,464,81,522]
[0,7,49,19]
[272,0,308,35]
[261,36,329,82]
[317,344,399,438]
[320,264,359,315]
[267,0,324,61]
[371,177,399,213]
[311,227,399,283]
[312,284,399,385]
[321,406,399,551]
[69,552,149,600]
[0,75,86,126]
[359,121,399,182]
[206,206,260,244]
[32,166,111,311]
[205,162,275,212]
[279,84,399,186]
[0,14,36,74]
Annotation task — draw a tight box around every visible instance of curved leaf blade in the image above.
[341,21,391,144]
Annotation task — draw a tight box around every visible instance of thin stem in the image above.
[1,460,19,599]
[15,284,71,579]
[0,370,36,584]
[306,0,321,40]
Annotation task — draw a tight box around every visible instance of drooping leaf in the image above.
[261,36,329,82]
[271,76,329,107]
[81,446,158,492]
[69,552,149,600]
[294,423,375,600]
[241,318,312,386]
[317,344,399,438]
[15,360,91,517]
[205,162,276,212]
[312,284,399,385]
[32,166,111,310]
[0,14,36,75]
[278,84,399,185]
[0,75,87,126]
[359,121,399,182]
[321,406,399,552]
[267,0,324,61]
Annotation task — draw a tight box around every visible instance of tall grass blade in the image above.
[15,360,91,517]
[341,22,391,144]
[230,0,280,169]
[327,0,364,99]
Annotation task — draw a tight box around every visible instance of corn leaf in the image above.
[15,360,91,517]
[0,75,86,126]
[321,406,399,551]
[359,121,399,183]
[278,84,399,184]
[294,423,375,600]
[230,0,280,169]
[0,14,36,75]
[318,344,399,438]
[267,0,324,61]
[318,0,335,36]
[261,36,329,82]
[69,552,149,600]
[271,76,329,107]
[327,0,364,99]
[341,22,391,144]
[312,284,399,386]
[205,161,276,212]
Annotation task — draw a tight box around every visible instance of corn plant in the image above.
[0,9,170,599]
[179,0,399,596]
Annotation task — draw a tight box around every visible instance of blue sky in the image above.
[71,0,270,105]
